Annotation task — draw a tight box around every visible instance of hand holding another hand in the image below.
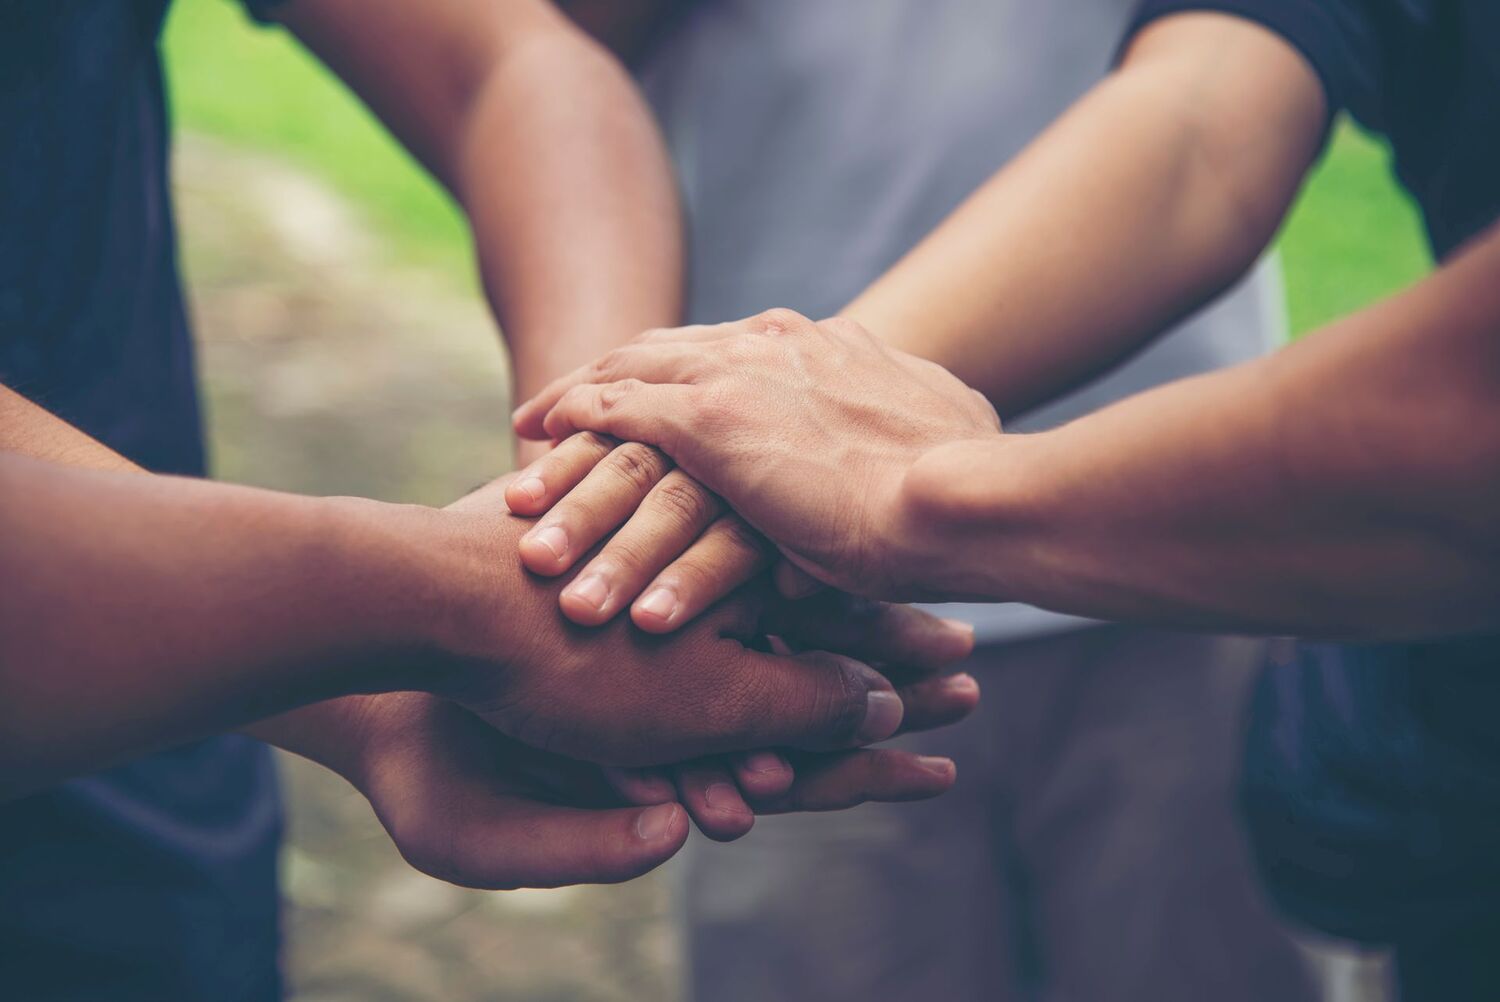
[510,310,1003,600]
[276,692,966,890]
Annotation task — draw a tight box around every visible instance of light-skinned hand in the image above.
[511,309,1002,600]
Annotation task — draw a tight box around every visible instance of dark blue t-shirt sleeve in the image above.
[1122,0,1387,130]
[237,0,287,25]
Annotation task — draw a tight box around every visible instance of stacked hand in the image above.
[277,309,1002,886]
[278,469,980,884]
[429,475,977,770]
[511,310,1003,601]
[283,692,967,889]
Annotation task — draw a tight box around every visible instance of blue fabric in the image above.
[1125,0,1500,980]
[1241,640,1500,946]
[1127,0,1500,259]
[0,2,283,997]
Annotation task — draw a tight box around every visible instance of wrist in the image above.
[898,433,1050,601]
[312,496,472,697]
[399,496,538,701]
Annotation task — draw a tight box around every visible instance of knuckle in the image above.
[710,515,769,563]
[573,430,620,456]
[604,442,669,493]
[695,385,737,429]
[803,653,869,743]
[752,307,810,334]
[650,477,715,526]
[556,384,593,420]
[598,378,643,415]
[820,316,867,340]
[587,353,616,381]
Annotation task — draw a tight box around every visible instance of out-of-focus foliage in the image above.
[164,0,472,282]
[1278,123,1431,335]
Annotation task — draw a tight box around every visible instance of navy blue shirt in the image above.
[0,3,282,998]
[1126,0,1500,956]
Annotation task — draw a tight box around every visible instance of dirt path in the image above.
[174,136,678,1002]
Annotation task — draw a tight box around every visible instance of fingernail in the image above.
[635,802,680,842]
[940,617,975,637]
[515,476,546,502]
[704,783,741,812]
[916,755,956,779]
[857,690,905,743]
[637,587,678,621]
[568,573,610,610]
[943,673,979,695]
[742,751,785,775]
[530,525,569,560]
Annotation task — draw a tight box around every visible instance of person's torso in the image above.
[0,0,203,474]
[636,0,1283,644]
[1243,0,1500,948]
[0,4,282,996]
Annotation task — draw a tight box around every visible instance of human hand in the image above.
[270,693,965,888]
[507,433,778,631]
[414,474,977,769]
[510,310,1002,600]
[597,591,980,841]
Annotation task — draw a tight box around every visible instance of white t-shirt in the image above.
[637,0,1285,645]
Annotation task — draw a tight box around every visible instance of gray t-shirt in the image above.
[638,0,1284,644]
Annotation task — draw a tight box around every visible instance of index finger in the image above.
[512,338,718,441]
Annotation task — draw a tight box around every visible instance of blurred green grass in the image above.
[163,0,473,283]
[163,0,1433,335]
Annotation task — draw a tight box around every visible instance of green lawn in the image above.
[1277,124,1431,333]
[163,0,1433,336]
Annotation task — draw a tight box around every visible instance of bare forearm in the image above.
[908,230,1500,638]
[460,28,682,398]
[0,452,451,796]
[843,14,1324,419]
[0,385,427,787]
[279,0,682,403]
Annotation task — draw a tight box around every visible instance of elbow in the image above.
[1175,112,1296,291]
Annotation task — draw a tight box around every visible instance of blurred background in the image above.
[163,1,1433,999]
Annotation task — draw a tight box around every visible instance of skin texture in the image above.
[272,0,684,404]
[0,385,978,859]
[509,433,770,630]
[515,312,1003,599]
[263,0,834,832]
[507,11,1325,626]
[0,0,979,858]
[255,694,962,887]
[513,14,1500,641]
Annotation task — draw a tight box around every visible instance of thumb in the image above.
[677,645,906,758]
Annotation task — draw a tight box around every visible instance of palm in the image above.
[357,695,687,890]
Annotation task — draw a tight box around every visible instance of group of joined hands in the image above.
[327,310,1003,891]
